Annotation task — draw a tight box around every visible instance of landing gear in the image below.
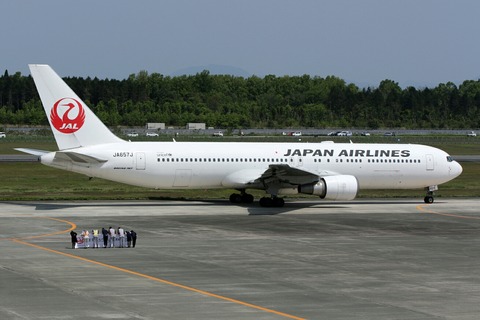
[424,186,437,204]
[424,195,434,204]
[259,196,285,207]
[229,191,254,204]
[229,190,285,207]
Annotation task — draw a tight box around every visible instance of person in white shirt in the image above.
[109,226,116,248]
[118,227,125,248]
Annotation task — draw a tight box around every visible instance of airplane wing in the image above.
[223,164,320,189]
[255,164,319,186]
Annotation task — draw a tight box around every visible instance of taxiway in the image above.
[1,199,479,319]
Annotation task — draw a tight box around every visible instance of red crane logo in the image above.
[50,98,86,133]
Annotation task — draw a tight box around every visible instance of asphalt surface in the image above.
[1,199,480,320]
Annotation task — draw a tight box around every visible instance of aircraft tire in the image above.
[259,197,272,207]
[424,196,434,204]
[272,197,285,207]
[229,193,242,204]
[241,193,254,203]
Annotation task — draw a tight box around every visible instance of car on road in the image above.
[146,132,159,137]
[327,131,340,136]
[337,131,352,136]
[467,131,477,137]
[384,132,396,136]
[126,132,139,137]
[212,131,224,136]
[290,131,302,136]
[361,132,371,136]
[0,132,5,138]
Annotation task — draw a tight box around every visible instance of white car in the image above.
[146,132,159,137]
[290,131,302,136]
[126,132,139,137]
[467,131,477,137]
[0,132,5,138]
[213,131,224,136]
[337,131,352,136]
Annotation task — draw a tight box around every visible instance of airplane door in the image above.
[426,154,434,171]
[136,152,146,170]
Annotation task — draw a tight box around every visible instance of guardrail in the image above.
[0,155,39,162]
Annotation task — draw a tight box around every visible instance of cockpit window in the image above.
[446,156,453,162]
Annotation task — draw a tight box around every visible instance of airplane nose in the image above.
[451,161,463,178]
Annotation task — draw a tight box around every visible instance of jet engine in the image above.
[298,175,358,201]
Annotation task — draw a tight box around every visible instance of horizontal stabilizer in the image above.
[55,151,107,164]
[15,148,50,156]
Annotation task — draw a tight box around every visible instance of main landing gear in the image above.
[424,185,438,204]
[229,191,254,204]
[229,190,285,207]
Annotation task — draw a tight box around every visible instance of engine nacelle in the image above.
[298,175,358,201]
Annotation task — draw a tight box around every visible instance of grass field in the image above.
[0,135,478,201]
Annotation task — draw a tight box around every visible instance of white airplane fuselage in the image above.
[41,141,461,191]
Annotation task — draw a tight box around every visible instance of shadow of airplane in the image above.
[3,198,433,216]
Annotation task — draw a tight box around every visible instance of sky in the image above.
[2,0,480,88]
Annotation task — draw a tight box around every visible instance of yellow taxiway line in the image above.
[416,204,480,220]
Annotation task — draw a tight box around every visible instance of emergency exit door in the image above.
[425,154,434,171]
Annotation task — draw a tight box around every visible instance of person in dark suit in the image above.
[130,230,137,248]
[101,227,109,248]
[70,230,77,249]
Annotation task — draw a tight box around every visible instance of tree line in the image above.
[1,69,479,129]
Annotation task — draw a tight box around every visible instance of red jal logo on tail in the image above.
[50,98,86,133]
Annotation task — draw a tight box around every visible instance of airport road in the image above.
[1,199,480,320]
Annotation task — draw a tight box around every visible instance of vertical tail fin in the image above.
[29,64,124,150]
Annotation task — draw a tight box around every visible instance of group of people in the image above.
[70,226,137,249]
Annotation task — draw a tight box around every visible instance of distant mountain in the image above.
[171,64,251,78]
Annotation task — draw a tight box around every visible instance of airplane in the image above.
[16,64,463,207]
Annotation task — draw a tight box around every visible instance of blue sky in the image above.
[2,0,479,87]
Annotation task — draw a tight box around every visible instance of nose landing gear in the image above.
[424,194,434,204]
[424,185,438,204]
